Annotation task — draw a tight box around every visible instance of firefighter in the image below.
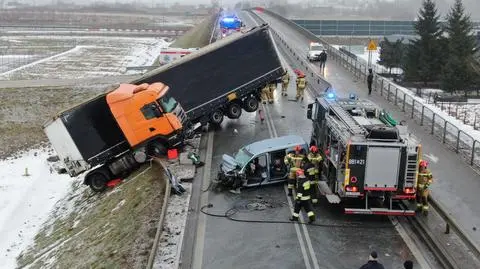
[260,84,269,104]
[307,145,323,204]
[268,82,276,104]
[281,70,290,96]
[416,160,433,215]
[284,145,305,196]
[289,168,315,223]
[296,72,307,101]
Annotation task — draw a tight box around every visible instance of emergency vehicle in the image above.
[219,15,243,39]
[307,42,325,61]
[307,92,420,216]
[158,47,199,65]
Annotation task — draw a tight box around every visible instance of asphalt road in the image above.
[254,10,480,249]
[178,13,431,268]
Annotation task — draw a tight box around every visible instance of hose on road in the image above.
[200,202,399,229]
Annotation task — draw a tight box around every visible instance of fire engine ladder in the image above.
[329,102,366,137]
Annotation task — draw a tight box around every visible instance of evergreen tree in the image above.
[441,0,478,96]
[378,37,406,74]
[404,0,444,85]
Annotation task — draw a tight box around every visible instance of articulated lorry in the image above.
[44,24,283,192]
[307,92,420,216]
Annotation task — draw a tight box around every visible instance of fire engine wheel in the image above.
[226,102,242,119]
[243,96,259,112]
[209,109,224,125]
[87,170,109,193]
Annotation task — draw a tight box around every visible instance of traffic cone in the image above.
[258,109,265,123]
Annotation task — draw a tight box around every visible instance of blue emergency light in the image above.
[222,18,235,23]
[326,92,335,99]
[349,93,357,100]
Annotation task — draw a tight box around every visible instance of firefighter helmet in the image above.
[419,160,428,168]
[296,169,305,177]
[309,145,318,153]
[294,145,302,152]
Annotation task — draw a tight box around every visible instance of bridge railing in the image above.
[255,8,480,170]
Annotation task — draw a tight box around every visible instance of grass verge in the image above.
[16,162,166,269]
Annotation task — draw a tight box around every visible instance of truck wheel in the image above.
[243,96,259,112]
[149,141,167,157]
[209,109,224,125]
[226,102,242,119]
[87,171,109,193]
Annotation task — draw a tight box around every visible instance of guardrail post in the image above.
[456,130,461,153]
[443,121,447,143]
[402,93,406,112]
[395,88,398,105]
[471,140,476,165]
[431,113,435,134]
[387,84,391,101]
[445,223,450,234]
[411,100,415,119]
[421,106,425,126]
[380,79,383,96]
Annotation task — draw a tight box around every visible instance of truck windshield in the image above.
[311,46,323,51]
[234,148,253,167]
[157,94,178,113]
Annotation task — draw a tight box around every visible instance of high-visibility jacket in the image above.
[282,73,290,84]
[269,83,276,90]
[284,153,304,168]
[296,77,306,89]
[417,169,433,189]
[296,176,312,201]
[307,153,323,168]
[302,162,316,181]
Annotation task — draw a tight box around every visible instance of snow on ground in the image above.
[0,147,73,269]
[0,36,168,80]
[154,183,192,269]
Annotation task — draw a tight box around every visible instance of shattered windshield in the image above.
[157,93,177,113]
[234,148,253,167]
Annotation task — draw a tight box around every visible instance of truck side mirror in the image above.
[307,103,313,119]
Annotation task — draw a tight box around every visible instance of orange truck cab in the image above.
[107,83,185,148]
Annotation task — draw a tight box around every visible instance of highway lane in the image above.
[179,13,430,269]
[254,10,480,248]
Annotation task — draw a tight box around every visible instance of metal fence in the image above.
[260,9,480,170]
[292,19,415,36]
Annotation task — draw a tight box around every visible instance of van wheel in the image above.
[209,109,224,125]
[226,102,242,119]
[87,170,109,192]
[243,96,259,112]
[149,141,167,157]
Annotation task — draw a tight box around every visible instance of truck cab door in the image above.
[136,102,169,142]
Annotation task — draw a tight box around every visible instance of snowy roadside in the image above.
[153,135,202,269]
[0,147,73,269]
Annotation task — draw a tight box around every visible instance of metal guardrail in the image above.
[147,159,172,269]
[251,7,480,260]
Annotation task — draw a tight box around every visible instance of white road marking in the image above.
[192,131,214,269]
[424,153,439,164]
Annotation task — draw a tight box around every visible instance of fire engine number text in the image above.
[349,159,365,165]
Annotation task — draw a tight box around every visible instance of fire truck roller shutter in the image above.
[364,147,401,190]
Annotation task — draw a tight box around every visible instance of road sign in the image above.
[367,40,377,51]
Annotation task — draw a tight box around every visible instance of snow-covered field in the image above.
[0,36,169,80]
[0,147,74,269]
